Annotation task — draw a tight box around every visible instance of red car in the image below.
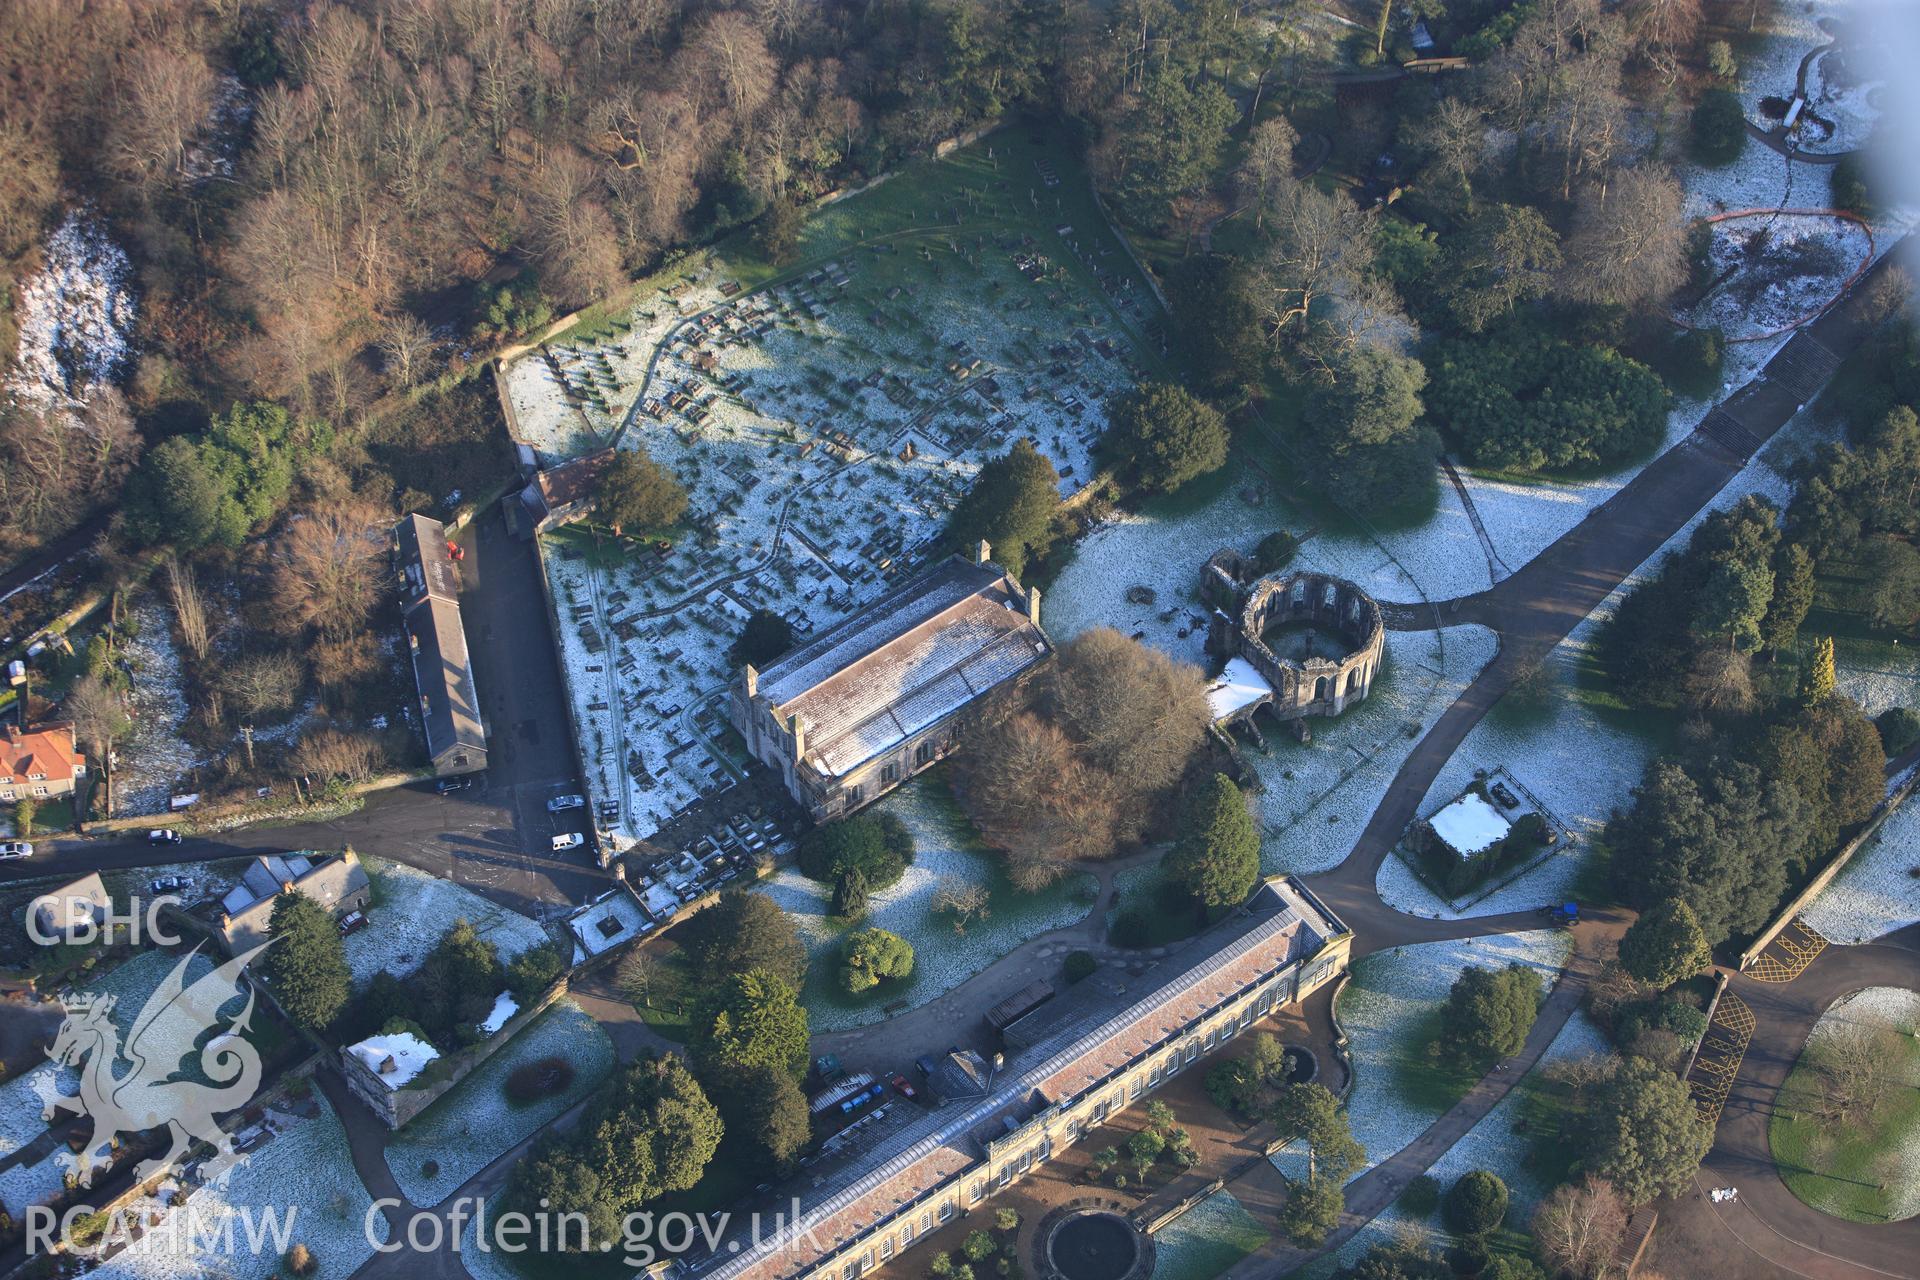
[888,1073,918,1100]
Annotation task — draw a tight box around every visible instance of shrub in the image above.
[505,941,567,1002]
[1205,1058,1262,1113]
[1876,705,1920,757]
[1447,1237,1492,1276]
[838,928,914,993]
[1444,1170,1509,1235]
[1831,151,1872,216]
[797,812,915,889]
[1689,89,1747,167]
[505,1055,577,1104]
[1706,39,1737,80]
[1400,1173,1442,1218]
[963,1230,996,1262]
[1064,950,1097,983]
[994,1207,1020,1232]
[1255,530,1299,573]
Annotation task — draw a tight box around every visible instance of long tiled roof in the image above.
[703,879,1344,1280]
[756,558,1048,780]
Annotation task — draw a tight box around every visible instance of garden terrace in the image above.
[699,877,1350,1280]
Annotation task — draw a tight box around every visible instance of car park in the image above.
[551,832,585,852]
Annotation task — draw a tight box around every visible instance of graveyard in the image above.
[501,131,1164,846]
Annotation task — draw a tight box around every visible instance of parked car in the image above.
[149,875,187,895]
[914,1053,939,1079]
[436,777,474,794]
[888,1073,918,1100]
[547,794,586,812]
[0,842,32,860]
[147,829,182,845]
[551,832,585,852]
[338,910,368,936]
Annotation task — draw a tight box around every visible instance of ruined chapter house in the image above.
[730,547,1048,822]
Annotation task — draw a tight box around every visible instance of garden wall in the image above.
[344,976,571,1130]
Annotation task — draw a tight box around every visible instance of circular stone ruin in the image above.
[1236,571,1385,719]
[1046,1210,1152,1280]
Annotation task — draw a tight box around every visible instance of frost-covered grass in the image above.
[1800,796,1920,942]
[0,1143,67,1218]
[1771,986,1920,1223]
[384,1000,615,1207]
[756,773,1097,1031]
[80,1092,389,1280]
[1150,1188,1269,1280]
[1250,626,1499,877]
[5,210,136,406]
[346,858,550,988]
[1302,1013,1611,1278]
[1333,931,1574,1186]
[115,600,207,819]
[1677,213,1874,340]
[528,133,1162,843]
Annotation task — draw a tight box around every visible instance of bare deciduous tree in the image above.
[1532,1176,1628,1280]
[1414,97,1486,214]
[108,44,215,192]
[1563,167,1688,309]
[164,558,212,664]
[377,314,437,390]
[1258,186,1377,353]
[270,502,384,640]
[63,675,131,761]
[1625,0,1703,84]
[1046,628,1212,813]
[1237,117,1300,230]
[1810,1020,1904,1124]
[221,650,304,722]
[616,948,658,1003]
[290,727,382,783]
[932,877,991,935]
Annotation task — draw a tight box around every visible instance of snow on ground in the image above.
[1047,473,1488,681]
[1787,986,1920,1221]
[0,1143,68,1220]
[345,858,549,988]
[1151,1186,1269,1280]
[1802,42,1883,154]
[567,888,649,956]
[114,600,207,818]
[1800,796,1920,942]
[1834,639,1920,718]
[1333,930,1574,1186]
[0,950,222,1163]
[541,233,1147,843]
[5,210,136,405]
[1677,213,1874,340]
[1384,413,1827,919]
[1303,1013,1612,1277]
[755,775,1096,1031]
[384,1000,614,1207]
[81,1092,388,1280]
[1250,626,1499,877]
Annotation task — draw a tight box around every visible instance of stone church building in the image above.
[730,546,1049,822]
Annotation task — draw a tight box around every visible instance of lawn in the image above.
[1770,987,1920,1223]
[383,999,616,1207]
[759,772,1099,1030]
[1150,1188,1269,1280]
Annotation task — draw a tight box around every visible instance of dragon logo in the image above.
[39,943,269,1188]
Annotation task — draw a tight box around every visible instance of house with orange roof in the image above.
[0,722,86,805]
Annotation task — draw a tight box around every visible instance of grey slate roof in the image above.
[756,557,1049,780]
[396,514,486,764]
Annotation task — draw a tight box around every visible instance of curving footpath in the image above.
[1675,929,1920,1280]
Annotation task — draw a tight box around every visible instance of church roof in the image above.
[755,557,1049,780]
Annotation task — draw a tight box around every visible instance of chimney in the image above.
[743,663,759,699]
[378,1054,398,1075]
[789,713,807,763]
[975,539,992,566]
[1026,584,1042,627]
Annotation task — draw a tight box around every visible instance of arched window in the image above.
[1314,676,1328,701]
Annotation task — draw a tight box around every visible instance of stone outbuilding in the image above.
[1201,550,1385,733]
